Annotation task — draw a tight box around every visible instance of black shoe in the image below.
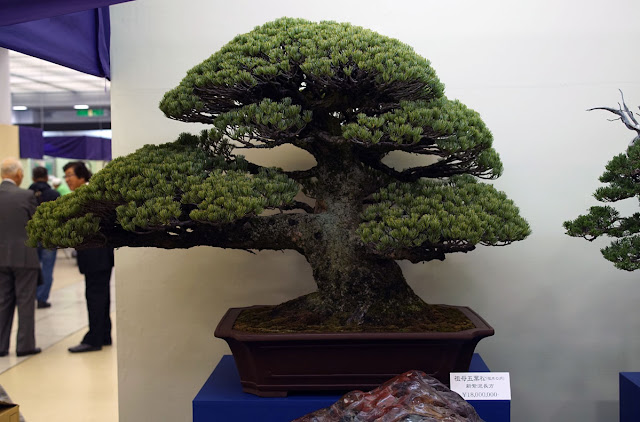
[37,301,51,309]
[68,343,102,353]
[103,339,112,346]
[16,348,41,357]
[0,351,7,357]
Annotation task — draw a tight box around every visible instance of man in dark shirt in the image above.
[63,162,114,353]
[28,167,60,308]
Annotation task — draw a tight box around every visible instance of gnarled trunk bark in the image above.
[304,245,425,325]
[286,141,426,325]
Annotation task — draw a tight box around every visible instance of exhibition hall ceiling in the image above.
[10,50,109,94]
[9,50,111,130]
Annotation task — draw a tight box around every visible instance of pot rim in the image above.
[214,305,495,342]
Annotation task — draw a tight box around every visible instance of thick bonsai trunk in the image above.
[303,247,426,325]
[280,141,427,326]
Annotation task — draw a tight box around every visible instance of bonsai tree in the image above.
[564,92,640,271]
[28,18,530,331]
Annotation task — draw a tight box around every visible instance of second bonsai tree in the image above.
[28,18,530,331]
[564,92,640,271]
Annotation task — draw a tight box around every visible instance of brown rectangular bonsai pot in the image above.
[214,305,494,397]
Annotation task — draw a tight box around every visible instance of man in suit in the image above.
[0,158,41,357]
[64,161,114,353]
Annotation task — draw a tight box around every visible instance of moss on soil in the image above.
[233,304,475,334]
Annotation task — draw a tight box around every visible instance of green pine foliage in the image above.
[183,168,298,223]
[564,142,640,270]
[342,98,502,178]
[27,131,298,248]
[212,98,312,143]
[28,17,529,265]
[26,194,100,248]
[602,236,640,271]
[359,175,530,251]
[158,18,503,183]
[159,18,444,122]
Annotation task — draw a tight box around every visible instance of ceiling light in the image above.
[73,104,90,110]
[12,105,28,111]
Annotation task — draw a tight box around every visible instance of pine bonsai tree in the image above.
[564,92,640,271]
[27,18,530,330]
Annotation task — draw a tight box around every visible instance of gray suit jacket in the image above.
[0,180,39,268]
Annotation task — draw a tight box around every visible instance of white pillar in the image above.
[0,48,11,125]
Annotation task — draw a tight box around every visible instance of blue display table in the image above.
[620,372,640,422]
[193,355,510,421]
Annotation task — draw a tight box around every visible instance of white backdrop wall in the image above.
[110,1,640,421]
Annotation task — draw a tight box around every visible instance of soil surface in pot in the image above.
[233,301,475,334]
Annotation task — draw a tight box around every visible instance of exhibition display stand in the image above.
[193,354,510,421]
[620,372,640,422]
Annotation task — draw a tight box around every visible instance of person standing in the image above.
[29,166,61,308]
[63,161,114,353]
[0,158,41,357]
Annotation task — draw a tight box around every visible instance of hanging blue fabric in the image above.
[0,1,134,79]
[18,126,44,159]
[44,136,112,161]
[0,0,132,27]
[0,8,111,79]
[17,128,112,161]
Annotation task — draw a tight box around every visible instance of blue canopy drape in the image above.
[44,136,112,161]
[3,0,126,161]
[18,126,111,161]
[0,0,132,27]
[0,0,134,79]
[18,126,44,159]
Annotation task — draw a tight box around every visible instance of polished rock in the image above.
[293,370,483,422]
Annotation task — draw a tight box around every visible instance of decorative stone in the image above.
[292,370,484,422]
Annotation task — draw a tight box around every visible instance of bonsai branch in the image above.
[83,213,316,251]
[279,201,315,214]
[356,148,494,183]
[588,90,640,146]
[380,242,477,263]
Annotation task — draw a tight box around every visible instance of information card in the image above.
[449,372,511,401]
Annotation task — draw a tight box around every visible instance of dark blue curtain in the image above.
[0,8,112,79]
[44,136,112,161]
[18,126,44,159]
[0,0,134,79]
[2,0,125,160]
[0,0,132,27]
[18,129,111,161]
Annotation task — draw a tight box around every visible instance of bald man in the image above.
[0,158,41,357]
